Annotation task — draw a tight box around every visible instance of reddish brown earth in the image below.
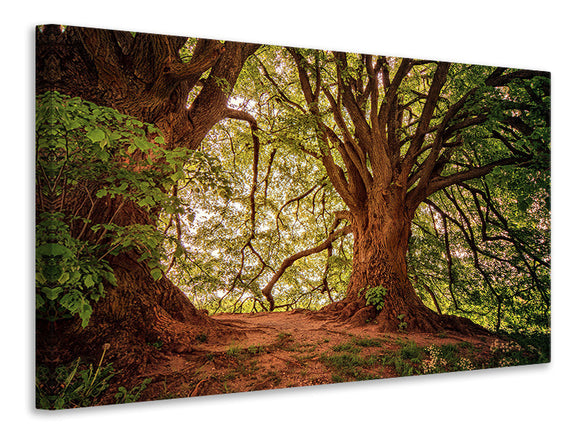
[99,309,498,404]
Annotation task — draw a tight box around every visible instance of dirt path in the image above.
[125,310,495,402]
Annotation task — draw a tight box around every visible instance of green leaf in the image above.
[103,271,117,286]
[79,301,93,328]
[137,196,155,207]
[36,294,45,309]
[174,244,185,257]
[37,243,72,258]
[42,286,64,301]
[150,268,163,281]
[87,128,106,143]
[58,272,70,284]
[84,275,95,288]
[134,138,153,152]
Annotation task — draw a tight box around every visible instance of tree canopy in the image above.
[158,45,550,332]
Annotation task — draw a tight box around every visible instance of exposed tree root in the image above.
[320,298,490,336]
[36,257,248,377]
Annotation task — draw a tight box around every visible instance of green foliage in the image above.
[421,344,476,374]
[36,346,114,409]
[35,91,210,325]
[36,343,152,408]
[36,213,116,326]
[364,286,387,311]
[226,344,242,357]
[320,352,377,381]
[396,314,408,332]
[331,342,361,353]
[380,340,424,376]
[163,52,352,313]
[115,378,152,404]
[350,336,383,347]
[408,170,550,333]
[488,334,550,367]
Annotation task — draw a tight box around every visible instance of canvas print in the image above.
[35,24,551,409]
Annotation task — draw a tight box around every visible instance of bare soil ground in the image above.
[104,309,497,404]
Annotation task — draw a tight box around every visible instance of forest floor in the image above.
[108,309,509,404]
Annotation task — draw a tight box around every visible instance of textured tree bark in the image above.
[36,25,258,366]
[323,187,486,334]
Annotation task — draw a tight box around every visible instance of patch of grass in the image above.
[296,353,317,362]
[322,353,367,370]
[440,343,460,360]
[331,342,361,353]
[422,343,480,374]
[226,345,241,357]
[351,336,383,347]
[487,332,550,368]
[399,340,423,360]
[232,358,260,376]
[36,345,116,409]
[114,378,151,404]
[331,374,344,383]
[379,340,424,377]
[276,332,292,341]
[321,352,378,381]
[247,345,265,355]
[458,341,475,351]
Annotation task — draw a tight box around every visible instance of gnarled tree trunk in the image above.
[323,188,486,334]
[36,25,258,367]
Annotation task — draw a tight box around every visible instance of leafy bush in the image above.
[364,285,387,311]
[35,91,200,326]
[36,213,117,327]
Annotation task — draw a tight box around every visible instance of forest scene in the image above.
[35,24,550,409]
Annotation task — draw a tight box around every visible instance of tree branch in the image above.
[261,223,352,311]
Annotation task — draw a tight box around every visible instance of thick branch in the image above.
[407,156,524,212]
[261,223,352,310]
[164,42,225,83]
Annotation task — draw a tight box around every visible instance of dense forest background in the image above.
[5,1,580,434]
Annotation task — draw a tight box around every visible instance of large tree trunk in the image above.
[323,188,486,334]
[35,25,256,369]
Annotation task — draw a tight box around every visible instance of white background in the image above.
[2,1,577,433]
